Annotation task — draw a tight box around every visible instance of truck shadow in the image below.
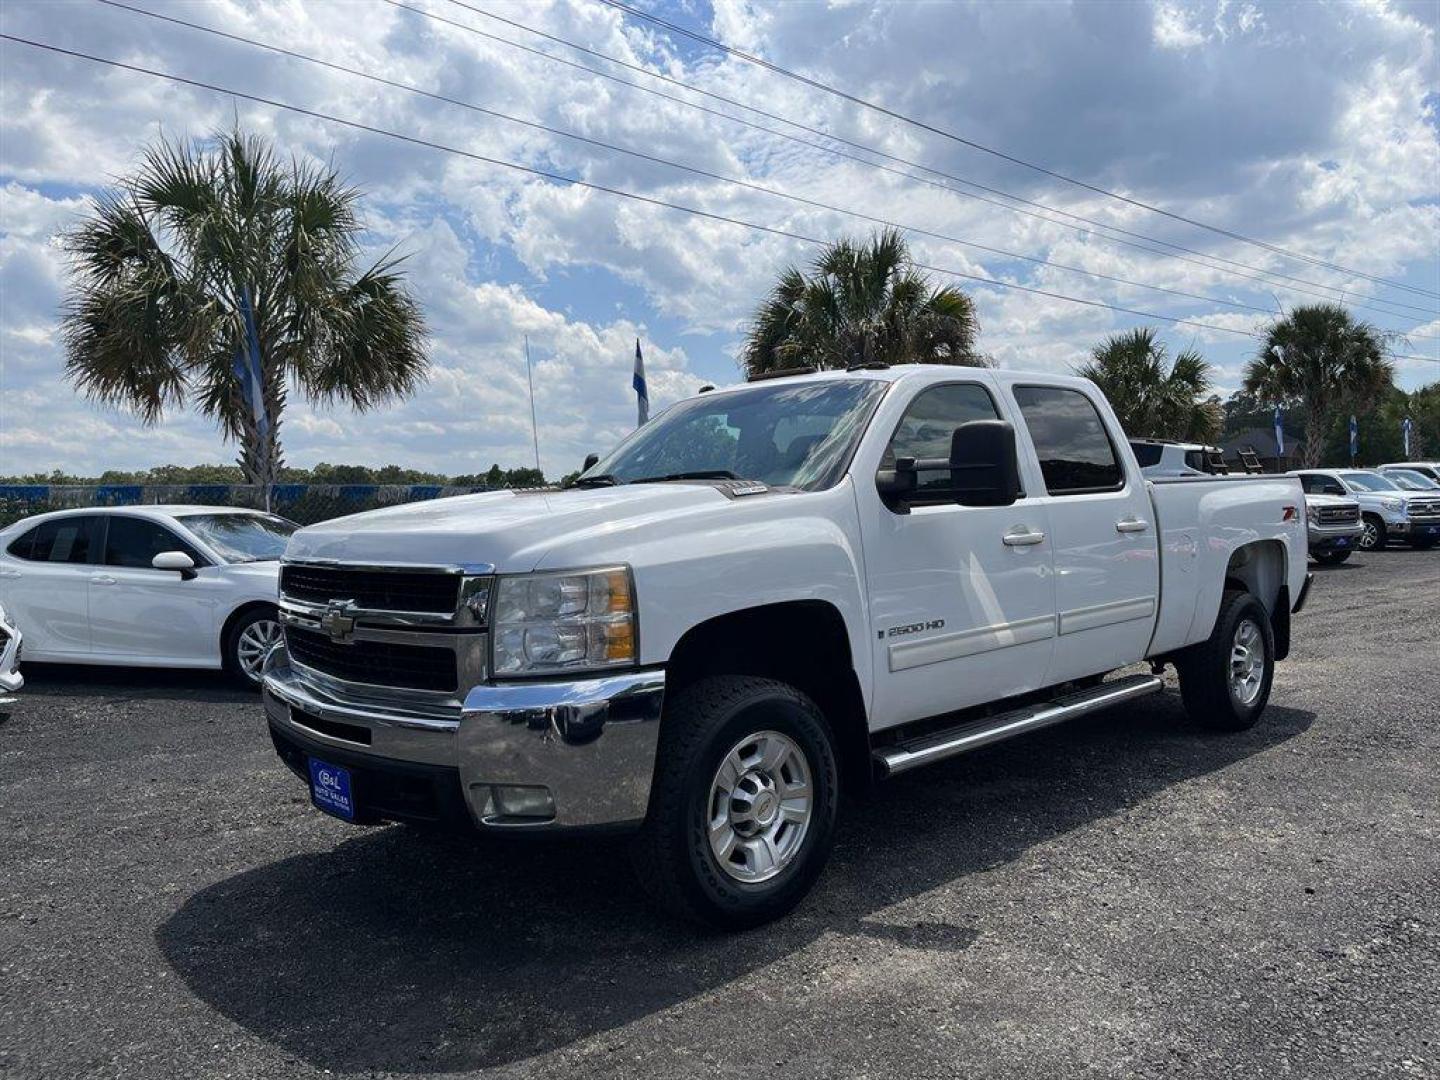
[157,697,1313,1073]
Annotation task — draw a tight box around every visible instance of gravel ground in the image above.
[1,550,1437,1080]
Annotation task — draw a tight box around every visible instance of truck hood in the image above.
[283,485,741,571]
[1302,493,1357,509]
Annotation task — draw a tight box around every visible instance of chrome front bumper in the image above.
[262,644,664,830]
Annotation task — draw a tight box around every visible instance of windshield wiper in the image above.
[571,473,621,487]
[631,470,740,484]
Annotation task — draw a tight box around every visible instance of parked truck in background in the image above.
[1298,491,1363,565]
[1293,469,1440,551]
[262,365,1310,928]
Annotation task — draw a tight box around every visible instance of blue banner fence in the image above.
[0,483,518,527]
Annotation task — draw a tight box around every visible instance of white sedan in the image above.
[0,506,294,685]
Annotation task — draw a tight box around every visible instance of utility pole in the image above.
[523,335,541,477]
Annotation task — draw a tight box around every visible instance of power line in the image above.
[419,0,1440,324]
[3,31,1433,369]
[94,0,1324,326]
[596,0,1440,303]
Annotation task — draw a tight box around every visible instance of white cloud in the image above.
[1,0,1437,481]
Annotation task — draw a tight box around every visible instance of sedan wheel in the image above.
[234,617,282,684]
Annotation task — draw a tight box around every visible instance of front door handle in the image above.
[90,574,117,586]
[1002,526,1046,547]
[1115,518,1150,534]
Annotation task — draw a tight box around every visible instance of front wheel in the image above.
[1313,549,1351,565]
[632,676,839,930]
[1177,589,1275,732]
[224,607,282,688]
[1358,515,1386,551]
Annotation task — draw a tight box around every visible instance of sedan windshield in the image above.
[178,513,298,563]
[578,379,888,490]
[1342,472,1399,492]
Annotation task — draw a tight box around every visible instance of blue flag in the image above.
[232,286,268,442]
[633,338,649,426]
[1349,415,1358,461]
[1403,417,1412,457]
[1273,405,1284,458]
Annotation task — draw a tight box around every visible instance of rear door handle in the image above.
[90,574,117,586]
[1115,518,1150,534]
[1002,526,1046,547]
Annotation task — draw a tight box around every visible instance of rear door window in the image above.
[1013,386,1124,494]
[6,516,103,564]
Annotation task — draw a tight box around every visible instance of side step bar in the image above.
[874,673,1165,779]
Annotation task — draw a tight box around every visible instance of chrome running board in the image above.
[874,673,1165,778]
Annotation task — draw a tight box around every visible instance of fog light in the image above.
[480,784,556,822]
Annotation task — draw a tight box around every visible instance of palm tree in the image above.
[1243,304,1393,468]
[742,229,981,376]
[1074,328,1219,442]
[60,128,427,487]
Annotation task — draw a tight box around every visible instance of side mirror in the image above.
[948,420,1021,507]
[152,551,197,580]
[877,423,1021,511]
[582,453,600,472]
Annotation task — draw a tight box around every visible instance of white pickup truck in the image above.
[262,365,1310,928]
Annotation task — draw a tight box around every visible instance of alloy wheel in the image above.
[236,619,283,683]
[1228,618,1266,707]
[707,730,813,884]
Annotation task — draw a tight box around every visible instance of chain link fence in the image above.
[0,482,525,528]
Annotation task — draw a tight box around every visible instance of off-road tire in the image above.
[1177,589,1274,732]
[631,676,839,930]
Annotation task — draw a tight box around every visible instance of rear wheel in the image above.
[1177,589,1274,732]
[224,607,282,688]
[1313,549,1351,565]
[632,676,838,930]
[1358,515,1386,551]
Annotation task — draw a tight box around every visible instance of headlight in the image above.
[1380,498,1404,513]
[491,567,637,677]
[1306,506,1320,524]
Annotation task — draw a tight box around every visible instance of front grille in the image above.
[1318,506,1359,524]
[285,626,458,692]
[281,564,461,614]
[1408,499,1440,520]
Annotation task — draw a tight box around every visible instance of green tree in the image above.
[60,127,428,487]
[1074,327,1219,441]
[1242,304,1394,468]
[742,229,981,376]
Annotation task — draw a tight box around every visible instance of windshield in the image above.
[1342,472,1399,492]
[177,513,298,562]
[579,379,888,490]
[1385,470,1439,490]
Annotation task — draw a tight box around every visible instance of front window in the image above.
[1341,472,1398,493]
[177,513,298,563]
[578,379,888,490]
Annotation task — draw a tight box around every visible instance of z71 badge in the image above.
[880,619,945,640]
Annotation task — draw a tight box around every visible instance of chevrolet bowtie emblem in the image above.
[319,600,358,643]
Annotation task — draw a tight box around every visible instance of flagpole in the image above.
[523,335,541,477]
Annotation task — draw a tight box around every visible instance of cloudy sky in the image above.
[1,0,1437,479]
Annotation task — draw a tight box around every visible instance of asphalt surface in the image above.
[2,549,1437,1080]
